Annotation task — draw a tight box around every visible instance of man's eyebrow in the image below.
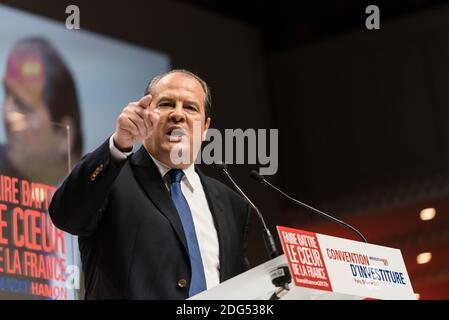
[9,90,32,112]
[156,97,200,107]
[184,100,199,107]
[157,96,175,102]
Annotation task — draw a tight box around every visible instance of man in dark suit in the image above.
[49,69,251,299]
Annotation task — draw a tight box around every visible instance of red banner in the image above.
[277,226,333,292]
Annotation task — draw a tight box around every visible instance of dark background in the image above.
[2,0,449,299]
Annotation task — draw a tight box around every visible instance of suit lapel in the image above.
[130,147,189,256]
[195,168,229,282]
[129,148,231,281]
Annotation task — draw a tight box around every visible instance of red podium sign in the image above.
[277,226,333,291]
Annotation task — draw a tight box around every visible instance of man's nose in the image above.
[169,103,185,122]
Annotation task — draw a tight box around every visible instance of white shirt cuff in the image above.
[109,134,133,162]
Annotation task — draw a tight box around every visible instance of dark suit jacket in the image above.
[49,138,251,299]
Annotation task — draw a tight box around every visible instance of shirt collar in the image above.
[145,149,196,191]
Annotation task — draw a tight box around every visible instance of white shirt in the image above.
[109,136,220,289]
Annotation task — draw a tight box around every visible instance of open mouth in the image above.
[166,127,187,142]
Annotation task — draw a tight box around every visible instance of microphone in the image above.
[216,163,279,259]
[250,170,368,243]
[216,163,291,300]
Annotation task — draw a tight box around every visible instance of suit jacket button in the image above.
[177,279,187,288]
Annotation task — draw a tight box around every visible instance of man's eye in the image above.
[13,95,30,112]
[159,102,172,107]
[185,105,197,111]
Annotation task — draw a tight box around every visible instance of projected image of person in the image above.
[1,37,83,184]
[0,37,83,299]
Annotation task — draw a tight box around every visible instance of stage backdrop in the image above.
[0,4,170,299]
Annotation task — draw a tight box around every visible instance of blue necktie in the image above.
[168,169,207,297]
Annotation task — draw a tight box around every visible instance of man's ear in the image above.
[202,117,211,141]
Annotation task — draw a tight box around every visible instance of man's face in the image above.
[1,43,72,184]
[2,81,64,180]
[144,72,211,168]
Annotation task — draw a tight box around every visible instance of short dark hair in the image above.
[144,69,212,119]
[13,37,84,158]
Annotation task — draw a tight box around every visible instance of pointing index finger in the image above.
[138,94,152,108]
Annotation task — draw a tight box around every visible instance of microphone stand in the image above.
[250,170,368,243]
[216,164,291,300]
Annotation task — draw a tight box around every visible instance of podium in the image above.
[191,226,415,300]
